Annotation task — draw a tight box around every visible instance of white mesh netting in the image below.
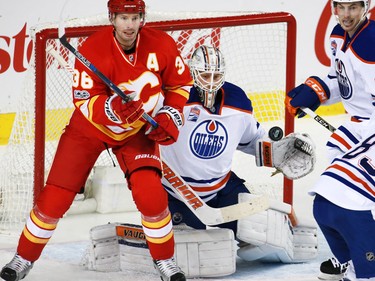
[0,11,294,233]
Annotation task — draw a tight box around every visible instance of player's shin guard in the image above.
[141,208,175,260]
[17,205,59,262]
[129,169,174,260]
[16,184,77,262]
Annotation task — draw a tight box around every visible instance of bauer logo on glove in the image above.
[145,105,184,145]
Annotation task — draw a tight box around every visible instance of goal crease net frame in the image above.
[0,11,296,233]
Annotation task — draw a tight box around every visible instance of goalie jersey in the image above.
[161,82,265,202]
[309,110,375,211]
[323,18,375,121]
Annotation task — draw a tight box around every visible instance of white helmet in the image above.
[331,0,371,23]
[189,45,226,109]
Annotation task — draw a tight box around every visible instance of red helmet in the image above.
[107,0,146,14]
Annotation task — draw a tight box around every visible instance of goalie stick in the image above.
[299,107,336,133]
[57,2,158,128]
[162,159,269,225]
[47,47,269,225]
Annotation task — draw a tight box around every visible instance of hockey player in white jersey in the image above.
[159,45,318,273]
[285,0,375,279]
[311,110,375,281]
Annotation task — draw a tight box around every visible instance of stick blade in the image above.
[219,195,269,223]
[196,195,269,226]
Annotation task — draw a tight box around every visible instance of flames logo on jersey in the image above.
[335,58,353,100]
[189,120,228,159]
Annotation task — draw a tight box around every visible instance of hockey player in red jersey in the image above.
[285,0,375,280]
[0,1,192,281]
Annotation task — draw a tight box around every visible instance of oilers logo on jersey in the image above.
[190,120,228,159]
[335,58,353,100]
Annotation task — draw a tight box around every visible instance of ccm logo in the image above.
[305,78,328,102]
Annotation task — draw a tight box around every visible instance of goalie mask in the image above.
[189,45,226,109]
[108,0,146,27]
[331,0,370,26]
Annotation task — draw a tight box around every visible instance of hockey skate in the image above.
[153,257,186,281]
[318,257,348,280]
[0,253,33,281]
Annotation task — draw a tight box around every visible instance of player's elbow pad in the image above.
[286,76,330,116]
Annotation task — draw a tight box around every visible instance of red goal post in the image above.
[0,12,296,232]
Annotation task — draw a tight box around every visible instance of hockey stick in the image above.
[299,107,336,133]
[57,3,158,128]
[48,37,270,226]
[162,159,269,225]
[46,45,75,74]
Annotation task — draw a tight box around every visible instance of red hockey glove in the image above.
[285,76,330,118]
[145,106,184,145]
[105,94,144,125]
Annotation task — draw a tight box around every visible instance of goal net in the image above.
[0,11,296,233]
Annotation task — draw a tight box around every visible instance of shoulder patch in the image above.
[331,24,345,38]
[351,20,375,63]
[222,82,253,112]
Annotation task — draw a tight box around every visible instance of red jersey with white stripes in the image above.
[72,26,192,144]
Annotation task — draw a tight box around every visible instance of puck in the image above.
[268,126,283,141]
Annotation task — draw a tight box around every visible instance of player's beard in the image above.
[114,28,138,51]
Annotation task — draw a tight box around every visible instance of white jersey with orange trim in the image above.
[309,110,375,211]
[161,82,266,202]
[323,18,375,121]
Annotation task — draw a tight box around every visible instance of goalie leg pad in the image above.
[119,224,236,278]
[236,193,318,263]
[173,227,236,278]
[237,193,294,263]
[84,223,236,278]
[117,223,154,274]
[291,217,318,262]
[82,223,121,272]
[237,210,294,263]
